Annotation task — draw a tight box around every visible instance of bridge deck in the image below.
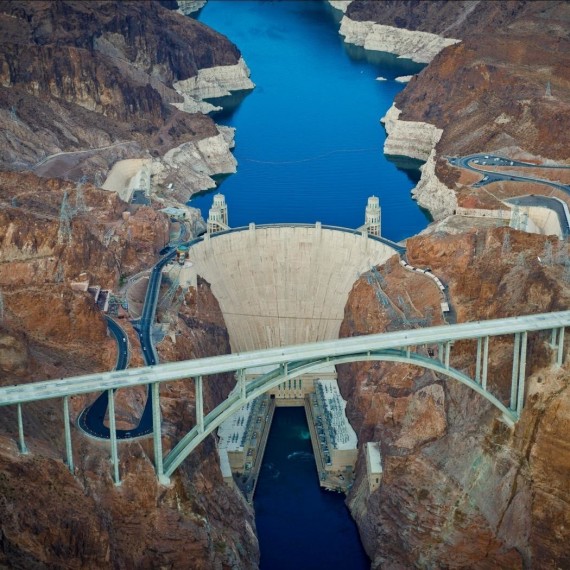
[1,311,569,406]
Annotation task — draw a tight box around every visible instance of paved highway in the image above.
[77,317,133,438]
[79,250,177,439]
[2,310,569,407]
[448,153,570,236]
[447,153,570,194]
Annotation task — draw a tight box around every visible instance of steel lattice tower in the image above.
[58,191,73,244]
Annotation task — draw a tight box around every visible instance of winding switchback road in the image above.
[447,153,570,194]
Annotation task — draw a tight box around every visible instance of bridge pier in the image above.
[508,331,528,418]
[475,336,489,388]
[17,403,28,454]
[517,332,528,416]
[196,376,204,433]
[481,336,489,390]
[152,382,170,485]
[238,369,246,402]
[548,326,565,366]
[63,396,74,473]
[107,389,120,486]
[557,327,565,367]
[510,332,521,410]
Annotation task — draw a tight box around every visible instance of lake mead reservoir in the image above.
[194,0,428,242]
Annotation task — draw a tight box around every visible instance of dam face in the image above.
[188,225,398,352]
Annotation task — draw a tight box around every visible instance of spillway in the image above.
[188,225,400,352]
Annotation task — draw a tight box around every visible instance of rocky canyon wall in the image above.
[0,2,260,567]
[338,228,570,568]
[339,1,570,222]
[0,170,259,568]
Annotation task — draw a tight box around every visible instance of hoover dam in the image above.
[186,223,402,352]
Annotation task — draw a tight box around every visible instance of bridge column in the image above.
[195,376,204,433]
[444,341,451,370]
[550,327,558,348]
[517,332,528,416]
[475,338,482,383]
[438,343,444,363]
[152,383,169,485]
[238,369,246,402]
[557,327,565,367]
[481,336,489,390]
[63,396,74,474]
[107,389,120,486]
[510,332,521,410]
[17,403,28,455]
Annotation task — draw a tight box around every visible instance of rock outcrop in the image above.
[0,0,250,195]
[0,171,259,568]
[381,104,456,220]
[382,103,442,162]
[154,127,238,201]
[412,150,458,221]
[173,57,255,114]
[340,1,570,222]
[339,17,460,64]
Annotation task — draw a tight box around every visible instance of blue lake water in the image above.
[194,2,430,567]
[195,0,428,243]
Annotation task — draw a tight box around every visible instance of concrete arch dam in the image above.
[187,225,402,352]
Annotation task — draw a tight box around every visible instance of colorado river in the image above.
[194,2,430,567]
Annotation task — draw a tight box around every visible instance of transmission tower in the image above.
[58,191,73,244]
[502,232,511,255]
[564,261,570,284]
[542,241,554,266]
[74,176,87,214]
[54,260,64,283]
[511,206,521,231]
[366,266,399,321]
[103,227,115,246]
[160,269,181,309]
[556,238,568,266]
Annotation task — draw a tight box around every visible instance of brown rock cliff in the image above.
[339,228,570,568]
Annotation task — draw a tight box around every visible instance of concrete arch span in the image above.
[162,350,515,479]
[187,225,402,353]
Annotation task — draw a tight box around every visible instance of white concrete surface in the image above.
[187,226,398,352]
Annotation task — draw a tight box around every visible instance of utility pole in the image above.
[75,175,87,214]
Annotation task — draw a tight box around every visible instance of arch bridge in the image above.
[1,311,568,485]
